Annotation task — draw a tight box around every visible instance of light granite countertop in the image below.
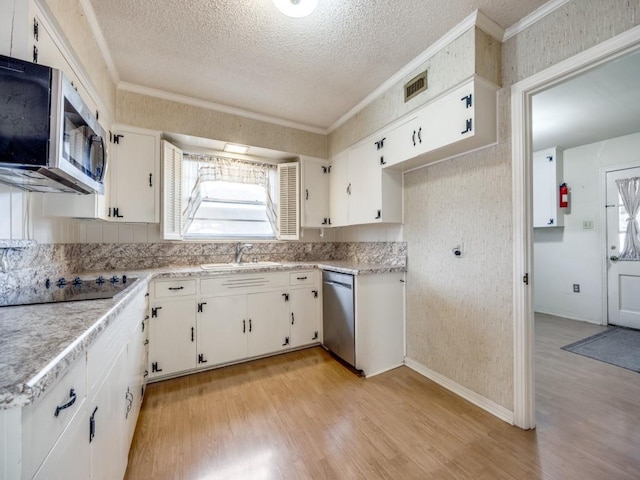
[0,261,404,410]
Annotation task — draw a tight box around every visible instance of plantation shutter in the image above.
[277,162,299,240]
[161,140,183,240]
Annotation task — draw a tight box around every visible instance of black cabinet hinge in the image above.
[113,207,123,218]
[322,166,329,174]
[151,362,163,373]
[461,94,473,108]
[197,302,207,313]
[312,331,319,340]
[374,137,386,150]
[198,353,208,364]
[282,336,290,347]
[312,289,318,298]
[282,293,289,302]
[461,119,472,135]
[151,307,161,318]
[33,45,38,63]
[375,209,381,220]
[380,156,386,166]
[112,134,124,144]
[33,18,39,41]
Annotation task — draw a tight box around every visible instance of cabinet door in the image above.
[197,296,248,366]
[90,347,128,480]
[289,287,320,348]
[33,408,90,480]
[329,151,349,227]
[111,128,160,223]
[383,116,420,168]
[301,157,330,228]
[247,291,290,357]
[149,299,197,377]
[348,141,382,225]
[124,321,145,448]
[418,82,475,154]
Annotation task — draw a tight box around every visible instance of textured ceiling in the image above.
[533,50,640,151]
[88,0,547,131]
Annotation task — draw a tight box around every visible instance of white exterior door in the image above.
[606,166,640,328]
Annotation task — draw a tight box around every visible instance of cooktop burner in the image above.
[1,275,137,307]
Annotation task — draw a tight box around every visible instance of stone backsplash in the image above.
[1,241,407,294]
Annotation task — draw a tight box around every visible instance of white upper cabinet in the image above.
[329,141,403,227]
[109,126,161,223]
[533,147,564,228]
[329,151,349,227]
[300,156,330,228]
[383,76,498,170]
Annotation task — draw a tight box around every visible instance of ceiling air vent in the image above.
[404,71,428,102]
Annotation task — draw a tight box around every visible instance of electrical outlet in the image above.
[582,219,595,230]
[573,284,580,293]
[392,243,398,255]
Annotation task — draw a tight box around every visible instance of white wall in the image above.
[534,131,640,324]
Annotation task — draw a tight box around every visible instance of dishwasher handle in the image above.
[323,280,353,289]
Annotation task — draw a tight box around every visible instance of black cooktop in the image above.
[1,275,137,307]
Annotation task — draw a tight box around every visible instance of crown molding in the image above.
[78,0,120,85]
[503,0,571,41]
[327,10,504,133]
[118,82,328,135]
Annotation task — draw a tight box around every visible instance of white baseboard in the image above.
[534,310,604,326]
[404,357,514,425]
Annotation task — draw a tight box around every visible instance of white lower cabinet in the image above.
[247,291,290,357]
[289,286,321,348]
[89,346,128,480]
[355,272,405,377]
[149,270,322,381]
[32,407,91,480]
[149,299,197,377]
[2,289,148,480]
[197,295,247,366]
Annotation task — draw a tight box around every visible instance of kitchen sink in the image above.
[200,262,282,270]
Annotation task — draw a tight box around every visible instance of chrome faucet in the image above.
[235,242,253,263]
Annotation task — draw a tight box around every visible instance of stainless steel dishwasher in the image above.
[322,270,355,367]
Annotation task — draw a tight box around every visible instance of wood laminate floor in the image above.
[125,315,640,479]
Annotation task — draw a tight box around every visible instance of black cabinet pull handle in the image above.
[144,370,149,378]
[296,276,308,280]
[243,319,246,333]
[144,339,149,346]
[305,189,309,200]
[191,327,194,342]
[54,389,77,417]
[249,319,252,332]
[89,406,98,442]
[291,312,295,325]
[412,130,416,146]
[418,127,422,143]
[149,173,153,187]
[168,286,184,291]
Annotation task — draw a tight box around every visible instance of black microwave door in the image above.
[0,56,51,166]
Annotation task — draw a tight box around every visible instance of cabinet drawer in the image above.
[289,271,317,286]
[22,355,87,479]
[154,279,196,298]
[201,273,287,296]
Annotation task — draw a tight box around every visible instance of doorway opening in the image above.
[511,26,640,429]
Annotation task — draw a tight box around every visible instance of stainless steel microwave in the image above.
[0,55,107,194]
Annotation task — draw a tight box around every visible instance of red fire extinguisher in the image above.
[559,183,569,208]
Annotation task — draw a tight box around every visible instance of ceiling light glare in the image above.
[272,0,318,18]
[223,143,250,154]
